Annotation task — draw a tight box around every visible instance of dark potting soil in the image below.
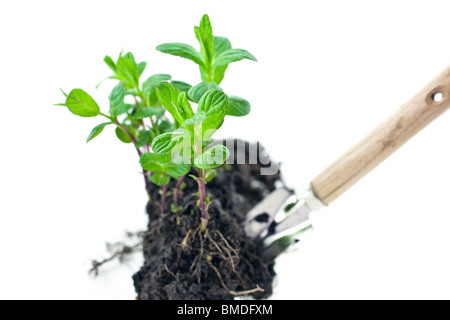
[133,141,281,300]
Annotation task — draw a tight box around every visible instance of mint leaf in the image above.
[139,152,163,172]
[115,126,132,143]
[187,81,220,103]
[213,36,231,56]
[116,54,139,89]
[211,65,228,85]
[65,89,100,117]
[213,48,257,67]
[104,56,116,72]
[204,168,217,182]
[195,14,213,65]
[60,88,68,98]
[151,129,190,154]
[156,43,204,66]
[142,74,172,106]
[181,111,206,134]
[197,89,227,114]
[196,89,228,137]
[137,62,147,76]
[194,145,230,169]
[166,163,191,178]
[227,96,250,117]
[155,82,193,124]
[151,173,170,186]
[109,83,127,117]
[140,152,168,172]
[159,119,176,134]
[134,106,163,119]
[177,92,194,119]
[136,130,152,148]
[86,122,112,143]
[171,80,192,93]
[211,37,232,84]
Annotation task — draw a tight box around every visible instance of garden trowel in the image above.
[245,66,450,261]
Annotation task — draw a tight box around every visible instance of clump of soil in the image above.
[133,141,281,300]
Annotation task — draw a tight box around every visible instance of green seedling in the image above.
[56,14,256,232]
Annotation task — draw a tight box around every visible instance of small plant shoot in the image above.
[56,14,256,231]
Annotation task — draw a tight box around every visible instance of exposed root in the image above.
[140,225,158,238]
[206,259,264,296]
[89,230,151,276]
[164,264,179,282]
[216,230,240,270]
[90,242,141,276]
[179,229,193,250]
[190,228,203,275]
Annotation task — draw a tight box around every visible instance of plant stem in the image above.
[99,112,114,121]
[173,175,186,204]
[161,184,167,214]
[196,169,208,231]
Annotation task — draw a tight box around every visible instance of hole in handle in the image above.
[432,91,443,102]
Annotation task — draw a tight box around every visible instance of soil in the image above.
[133,140,282,300]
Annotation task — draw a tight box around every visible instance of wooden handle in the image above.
[311,66,450,205]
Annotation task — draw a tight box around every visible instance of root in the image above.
[190,227,203,275]
[206,259,264,296]
[179,229,193,250]
[90,242,141,276]
[216,230,240,270]
[205,230,240,271]
[164,264,179,282]
[89,230,150,276]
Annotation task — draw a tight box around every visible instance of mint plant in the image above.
[56,14,256,232]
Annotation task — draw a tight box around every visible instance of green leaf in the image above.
[187,81,220,103]
[213,36,232,56]
[151,173,170,186]
[177,92,194,119]
[104,56,116,72]
[210,37,232,84]
[227,96,250,117]
[171,80,192,93]
[151,130,190,154]
[137,62,147,76]
[155,82,192,124]
[60,88,68,98]
[140,152,169,172]
[109,84,127,117]
[65,89,100,117]
[195,14,214,64]
[116,55,139,89]
[204,168,217,182]
[123,52,136,63]
[211,64,228,85]
[194,145,230,169]
[134,106,163,119]
[151,132,178,154]
[181,111,206,134]
[115,126,132,143]
[142,74,172,106]
[159,119,176,133]
[86,122,112,143]
[156,43,204,66]
[197,89,227,114]
[166,164,191,178]
[213,48,257,67]
[136,130,152,148]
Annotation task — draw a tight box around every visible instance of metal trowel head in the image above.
[244,185,324,261]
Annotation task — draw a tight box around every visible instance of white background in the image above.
[1,0,450,300]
